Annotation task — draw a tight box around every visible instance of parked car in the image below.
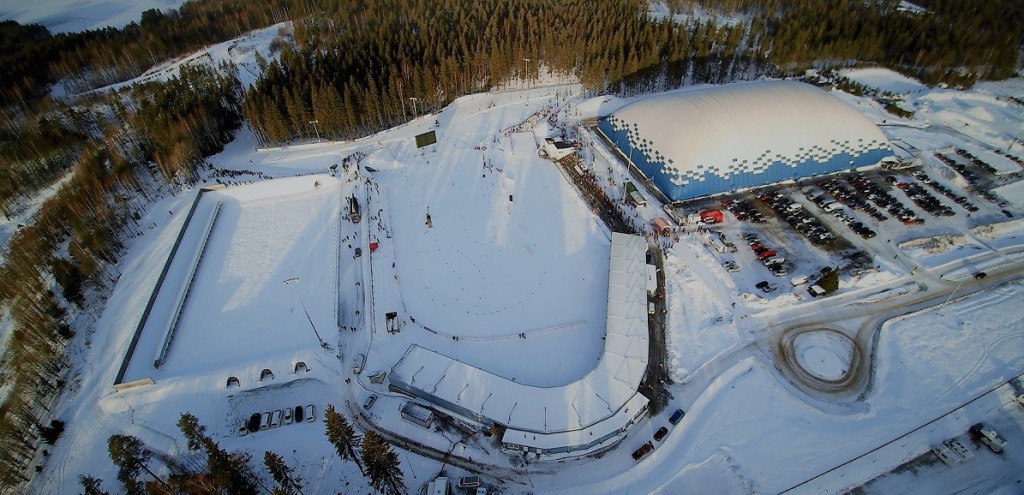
[271,410,283,428]
[260,412,272,430]
[284,408,293,425]
[294,405,304,422]
[364,394,378,410]
[631,442,654,461]
[305,404,316,422]
[247,413,262,432]
[459,476,481,488]
[668,409,686,425]
[653,426,669,441]
[353,354,366,375]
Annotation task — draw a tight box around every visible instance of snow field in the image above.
[123,175,343,382]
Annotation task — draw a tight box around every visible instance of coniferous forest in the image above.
[0,0,1021,489]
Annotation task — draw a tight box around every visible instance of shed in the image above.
[400,402,434,428]
[652,217,672,236]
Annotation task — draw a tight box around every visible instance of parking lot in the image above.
[661,162,1011,299]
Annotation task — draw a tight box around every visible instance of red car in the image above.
[757,250,777,260]
[653,426,669,441]
[632,442,654,460]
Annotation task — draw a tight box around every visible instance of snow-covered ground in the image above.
[839,67,928,94]
[19,30,1024,494]
[0,0,188,33]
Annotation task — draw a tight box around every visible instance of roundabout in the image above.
[776,326,865,395]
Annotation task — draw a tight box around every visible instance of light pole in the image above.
[938,276,968,315]
[409,97,418,117]
[309,120,321,143]
[284,277,328,348]
[523,58,531,104]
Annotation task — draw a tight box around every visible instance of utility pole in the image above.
[409,97,418,117]
[523,58,531,104]
[284,277,328,348]
[309,120,321,143]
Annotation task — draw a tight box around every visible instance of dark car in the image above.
[653,426,669,441]
[247,413,262,432]
[973,271,987,280]
[668,409,686,425]
[294,405,304,422]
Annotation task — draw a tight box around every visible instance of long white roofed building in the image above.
[597,80,892,202]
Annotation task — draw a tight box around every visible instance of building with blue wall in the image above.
[597,80,892,202]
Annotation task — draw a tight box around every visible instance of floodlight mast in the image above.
[309,120,321,143]
[523,58,531,104]
[284,277,328,348]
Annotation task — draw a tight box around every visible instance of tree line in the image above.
[0,64,241,489]
[87,406,405,494]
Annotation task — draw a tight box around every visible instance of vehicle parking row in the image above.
[740,230,788,277]
[757,190,838,246]
[632,409,685,461]
[909,171,979,212]
[721,198,765,223]
[892,179,955,217]
[816,175,921,228]
[243,404,316,434]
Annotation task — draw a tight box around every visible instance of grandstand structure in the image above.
[597,80,893,202]
[389,233,651,455]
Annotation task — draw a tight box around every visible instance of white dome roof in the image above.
[608,80,889,187]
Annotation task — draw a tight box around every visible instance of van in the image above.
[790,275,809,287]
[808,285,826,297]
[708,237,726,253]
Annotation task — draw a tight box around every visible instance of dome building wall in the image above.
[597,80,892,202]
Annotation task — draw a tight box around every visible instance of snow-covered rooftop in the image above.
[604,80,890,190]
[389,233,649,438]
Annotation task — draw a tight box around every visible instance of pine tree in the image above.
[176,412,207,451]
[176,412,262,494]
[360,430,405,495]
[324,404,364,474]
[263,451,305,495]
[204,438,261,495]
[106,434,166,494]
[78,474,110,495]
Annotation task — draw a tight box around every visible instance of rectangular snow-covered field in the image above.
[122,175,341,382]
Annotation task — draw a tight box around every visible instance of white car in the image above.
[305,404,316,423]
[271,410,283,428]
[353,353,366,375]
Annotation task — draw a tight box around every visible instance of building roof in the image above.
[599,80,891,200]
